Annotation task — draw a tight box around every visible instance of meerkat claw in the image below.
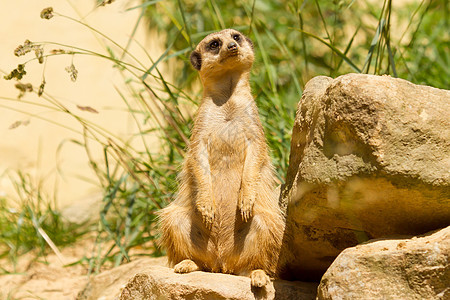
[202,213,214,229]
[241,209,248,222]
[197,201,215,229]
[239,198,254,222]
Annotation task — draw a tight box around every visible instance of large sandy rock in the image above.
[279,74,450,280]
[119,267,318,300]
[317,226,450,299]
[77,257,318,300]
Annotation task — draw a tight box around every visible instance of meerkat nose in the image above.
[227,41,237,50]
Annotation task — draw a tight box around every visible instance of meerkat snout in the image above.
[227,41,237,51]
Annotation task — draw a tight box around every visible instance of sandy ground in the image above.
[0,0,165,210]
[0,239,92,299]
[0,236,159,299]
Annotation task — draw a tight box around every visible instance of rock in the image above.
[278,74,450,280]
[77,256,318,300]
[317,226,450,300]
[77,257,168,300]
[120,268,318,300]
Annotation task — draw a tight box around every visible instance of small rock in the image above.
[317,226,450,300]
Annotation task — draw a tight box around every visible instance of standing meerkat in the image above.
[158,29,284,287]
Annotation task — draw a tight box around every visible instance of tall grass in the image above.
[0,0,447,271]
[0,170,84,273]
[1,2,190,271]
[142,0,448,177]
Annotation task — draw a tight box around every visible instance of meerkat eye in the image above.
[209,40,220,49]
[233,34,241,42]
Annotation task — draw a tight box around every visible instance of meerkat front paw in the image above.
[174,259,201,273]
[250,269,270,287]
[239,187,255,222]
[196,199,215,229]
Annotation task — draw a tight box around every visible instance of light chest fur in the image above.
[200,96,257,167]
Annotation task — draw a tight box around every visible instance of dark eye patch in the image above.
[208,39,220,50]
[232,34,241,42]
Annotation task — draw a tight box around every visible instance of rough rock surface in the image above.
[279,74,450,280]
[77,257,318,300]
[317,226,450,299]
[77,257,168,300]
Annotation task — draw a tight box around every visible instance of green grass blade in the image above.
[126,0,164,11]
[293,28,361,73]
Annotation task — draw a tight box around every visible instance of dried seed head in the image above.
[4,64,27,80]
[9,120,30,130]
[14,40,33,57]
[38,78,46,97]
[65,64,78,82]
[14,45,26,57]
[77,105,99,114]
[15,82,33,92]
[40,7,54,19]
[51,49,66,54]
[15,82,33,99]
[99,0,115,6]
[34,46,44,64]
[14,40,44,63]
[9,121,21,130]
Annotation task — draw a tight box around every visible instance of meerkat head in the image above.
[190,29,254,78]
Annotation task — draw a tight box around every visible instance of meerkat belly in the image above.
[208,118,246,188]
[209,123,245,210]
[206,120,248,271]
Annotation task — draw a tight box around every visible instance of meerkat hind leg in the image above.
[250,269,270,287]
[174,259,201,273]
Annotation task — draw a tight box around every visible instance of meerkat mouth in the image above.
[220,51,240,63]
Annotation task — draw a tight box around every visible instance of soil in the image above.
[0,239,94,299]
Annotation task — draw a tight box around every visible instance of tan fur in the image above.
[158,29,284,287]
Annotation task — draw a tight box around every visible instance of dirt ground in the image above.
[0,235,160,300]
[0,239,95,299]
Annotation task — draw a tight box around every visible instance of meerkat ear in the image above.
[190,50,202,71]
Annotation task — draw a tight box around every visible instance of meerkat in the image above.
[158,29,284,288]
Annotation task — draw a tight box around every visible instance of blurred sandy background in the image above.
[0,0,165,216]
